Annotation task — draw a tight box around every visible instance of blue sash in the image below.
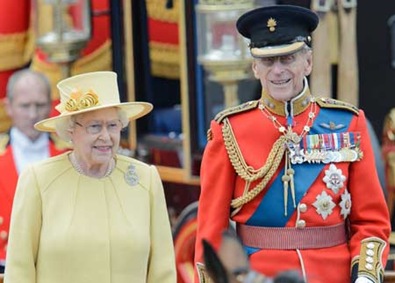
[246,108,354,227]
[243,108,355,255]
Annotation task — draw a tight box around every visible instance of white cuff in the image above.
[355,277,374,283]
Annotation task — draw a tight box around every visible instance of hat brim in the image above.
[251,41,305,58]
[34,102,153,132]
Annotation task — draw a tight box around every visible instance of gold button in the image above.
[367,242,375,249]
[0,217,3,225]
[366,257,374,264]
[299,203,307,213]
[366,249,374,256]
[296,220,306,229]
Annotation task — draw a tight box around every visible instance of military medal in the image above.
[313,191,335,220]
[259,96,317,215]
[323,164,346,194]
[339,189,352,219]
[289,132,363,164]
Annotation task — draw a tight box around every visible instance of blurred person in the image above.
[382,108,395,224]
[0,69,68,273]
[194,5,390,283]
[202,230,305,283]
[4,71,176,283]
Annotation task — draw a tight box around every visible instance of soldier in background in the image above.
[0,69,69,273]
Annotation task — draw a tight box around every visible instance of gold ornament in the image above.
[267,17,277,32]
[65,89,99,112]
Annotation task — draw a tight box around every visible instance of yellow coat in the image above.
[5,152,176,283]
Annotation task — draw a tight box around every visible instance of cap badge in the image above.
[267,17,277,32]
[64,89,100,112]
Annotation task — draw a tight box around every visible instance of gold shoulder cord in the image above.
[221,118,287,209]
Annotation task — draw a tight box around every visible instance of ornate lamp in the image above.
[196,0,255,108]
[34,0,91,78]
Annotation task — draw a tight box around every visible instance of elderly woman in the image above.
[4,71,176,283]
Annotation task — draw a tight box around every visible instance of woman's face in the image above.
[252,49,313,102]
[69,107,122,167]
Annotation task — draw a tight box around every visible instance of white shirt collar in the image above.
[10,127,50,174]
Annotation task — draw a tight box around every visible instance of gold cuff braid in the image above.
[353,237,386,282]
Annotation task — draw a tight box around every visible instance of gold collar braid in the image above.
[260,78,312,116]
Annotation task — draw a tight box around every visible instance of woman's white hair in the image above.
[54,107,130,141]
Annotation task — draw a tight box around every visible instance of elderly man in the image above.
[0,69,68,273]
[194,5,390,283]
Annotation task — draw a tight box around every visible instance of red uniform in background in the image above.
[0,1,32,131]
[0,0,32,99]
[0,133,68,268]
[0,0,111,127]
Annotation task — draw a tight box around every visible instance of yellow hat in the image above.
[34,71,153,132]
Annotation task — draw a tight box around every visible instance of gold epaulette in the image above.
[49,133,72,151]
[316,97,359,115]
[214,100,259,124]
[0,133,10,155]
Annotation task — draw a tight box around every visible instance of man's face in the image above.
[252,49,313,101]
[5,75,51,141]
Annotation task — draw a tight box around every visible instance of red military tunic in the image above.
[194,86,390,283]
[0,133,68,264]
